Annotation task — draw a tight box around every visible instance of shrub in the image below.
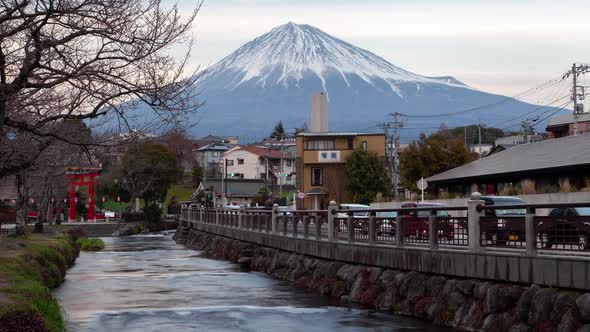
[76,238,105,251]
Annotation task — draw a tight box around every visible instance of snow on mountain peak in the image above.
[206,22,469,93]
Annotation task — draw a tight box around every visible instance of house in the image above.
[194,178,265,207]
[296,132,386,209]
[546,113,590,138]
[195,142,233,177]
[427,133,590,196]
[223,145,296,188]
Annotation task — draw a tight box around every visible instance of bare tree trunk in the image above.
[15,173,28,235]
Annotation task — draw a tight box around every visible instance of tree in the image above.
[191,163,204,187]
[400,132,478,192]
[0,0,203,178]
[119,143,181,208]
[345,150,390,204]
[446,125,507,145]
[161,129,196,170]
[270,121,286,140]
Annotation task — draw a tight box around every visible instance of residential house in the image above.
[427,133,590,196]
[223,146,296,188]
[546,113,590,138]
[195,178,265,207]
[195,142,233,177]
[296,132,386,209]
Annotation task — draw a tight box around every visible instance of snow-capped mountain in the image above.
[189,22,560,138]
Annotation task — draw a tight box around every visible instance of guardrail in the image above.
[181,193,590,257]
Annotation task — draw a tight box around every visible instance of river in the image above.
[54,235,446,332]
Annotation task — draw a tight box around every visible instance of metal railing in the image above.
[180,193,590,257]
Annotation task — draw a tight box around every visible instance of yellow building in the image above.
[295,132,386,209]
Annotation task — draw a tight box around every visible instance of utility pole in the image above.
[478,122,482,159]
[389,112,403,199]
[520,120,534,144]
[279,135,284,202]
[378,121,394,197]
[464,126,467,148]
[564,63,590,135]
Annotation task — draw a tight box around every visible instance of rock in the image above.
[551,292,578,322]
[557,307,581,332]
[515,284,541,323]
[508,323,531,332]
[399,271,428,302]
[485,285,523,314]
[425,276,446,297]
[457,279,475,296]
[459,301,485,331]
[366,267,383,284]
[448,291,466,312]
[336,264,361,286]
[483,313,504,332]
[475,282,493,300]
[237,257,252,267]
[349,269,370,301]
[578,323,590,332]
[378,282,398,310]
[528,288,558,327]
[576,293,590,321]
[379,270,398,285]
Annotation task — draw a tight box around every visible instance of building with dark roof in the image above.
[427,134,590,196]
[547,113,590,138]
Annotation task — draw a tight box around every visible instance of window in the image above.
[286,160,292,167]
[347,137,353,149]
[311,167,323,186]
[226,160,234,166]
[361,141,368,151]
[306,140,335,150]
[237,159,244,165]
[211,151,219,157]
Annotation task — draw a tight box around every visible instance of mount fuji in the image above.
[190,22,554,138]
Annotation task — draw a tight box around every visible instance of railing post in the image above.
[347,212,354,242]
[369,211,376,244]
[467,192,484,253]
[238,207,243,229]
[271,204,278,234]
[292,215,298,238]
[200,207,204,223]
[315,214,322,240]
[327,201,337,242]
[429,209,438,250]
[215,207,220,225]
[396,213,404,247]
[303,214,309,239]
[525,207,537,256]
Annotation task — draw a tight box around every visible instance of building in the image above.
[195,142,233,177]
[296,132,386,209]
[223,145,296,188]
[546,113,590,138]
[427,133,590,197]
[195,178,265,207]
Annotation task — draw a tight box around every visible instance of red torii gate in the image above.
[66,167,101,222]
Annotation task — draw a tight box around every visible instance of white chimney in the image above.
[311,92,328,132]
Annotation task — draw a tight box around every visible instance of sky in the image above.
[180,0,590,104]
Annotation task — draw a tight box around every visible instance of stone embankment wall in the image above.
[176,226,590,332]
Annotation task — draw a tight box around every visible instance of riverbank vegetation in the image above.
[76,238,105,251]
[0,234,80,331]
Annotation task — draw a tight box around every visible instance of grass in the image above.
[76,238,105,251]
[165,184,194,206]
[0,234,78,331]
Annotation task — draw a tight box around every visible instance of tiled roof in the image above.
[427,133,590,183]
[232,145,283,158]
[548,113,590,127]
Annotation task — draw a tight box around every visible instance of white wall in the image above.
[224,149,264,179]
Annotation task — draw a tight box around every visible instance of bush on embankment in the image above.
[76,237,105,251]
[0,234,80,332]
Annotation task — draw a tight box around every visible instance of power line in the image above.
[398,74,566,119]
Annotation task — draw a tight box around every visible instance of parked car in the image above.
[337,204,370,233]
[376,211,397,236]
[480,196,526,245]
[399,202,453,240]
[276,206,294,216]
[540,207,590,249]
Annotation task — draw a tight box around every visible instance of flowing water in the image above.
[55,235,447,332]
